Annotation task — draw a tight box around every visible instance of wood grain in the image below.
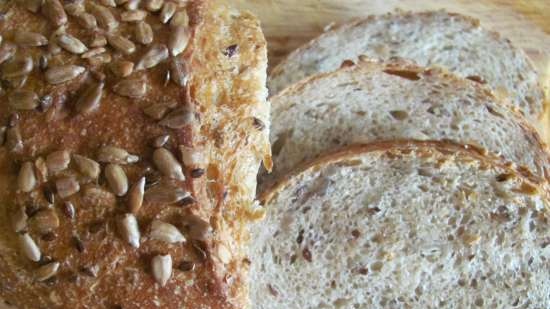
[230,0,550,91]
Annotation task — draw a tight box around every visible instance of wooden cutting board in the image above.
[230,0,550,92]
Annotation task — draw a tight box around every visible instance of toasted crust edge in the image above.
[260,140,550,206]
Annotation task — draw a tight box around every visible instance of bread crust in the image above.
[260,140,550,205]
[0,1,269,308]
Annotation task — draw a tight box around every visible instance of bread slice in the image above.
[250,140,550,309]
[264,59,549,189]
[268,11,546,124]
[0,1,269,308]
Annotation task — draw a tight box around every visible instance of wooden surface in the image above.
[230,0,550,91]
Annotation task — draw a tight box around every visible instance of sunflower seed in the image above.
[150,220,185,244]
[72,235,84,252]
[57,34,88,54]
[6,125,23,153]
[14,30,48,47]
[113,79,146,98]
[0,43,16,65]
[63,201,76,219]
[168,26,190,56]
[19,233,41,262]
[151,254,172,287]
[43,0,67,27]
[144,0,163,11]
[44,187,55,204]
[119,213,140,248]
[99,0,116,7]
[159,108,193,129]
[56,176,80,198]
[0,126,5,146]
[128,177,145,214]
[18,162,37,193]
[143,103,171,120]
[20,0,43,13]
[181,214,211,241]
[135,44,168,71]
[81,47,106,59]
[90,34,107,48]
[135,21,153,45]
[124,0,140,10]
[159,2,176,23]
[97,146,139,164]
[45,65,85,84]
[169,57,189,87]
[107,34,136,55]
[152,134,169,148]
[87,53,112,66]
[36,262,60,282]
[29,209,60,234]
[73,154,101,179]
[90,4,119,32]
[1,55,33,79]
[110,60,134,78]
[11,206,28,233]
[46,150,70,174]
[105,164,128,196]
[170,10,189,27]
[64,2,85,17]
[39,55,49,71]
[9,90,39,110]
[145,181,190,204]
[76,13,98,30]
[121,9,147,22]
[153,148,185,181]
[73,81,104,115]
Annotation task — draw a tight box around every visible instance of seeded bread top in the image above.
[0,1,269,308]
[268,11,546,125]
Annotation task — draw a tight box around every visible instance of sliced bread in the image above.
[250,140,550,309]
[268,11,546,124]
[264,60,549,188]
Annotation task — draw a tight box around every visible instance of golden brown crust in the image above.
[0,1,268,308]
[260,140,550,206]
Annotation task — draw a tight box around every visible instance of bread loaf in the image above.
[268,11,546,127]
[0,0,270,308]
[250,141,550,309]
[264,59,549,189]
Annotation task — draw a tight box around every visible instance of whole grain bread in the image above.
[264,59,549,189]
[268,11,547,127]
[250,140,550,309]
[0,1,270,308]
